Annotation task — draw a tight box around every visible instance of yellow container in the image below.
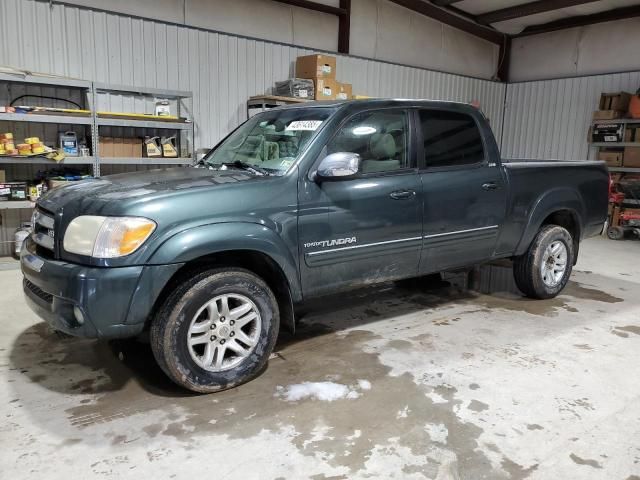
[17,143,32,155]
[25,136,40,145]
[0,149,6,155]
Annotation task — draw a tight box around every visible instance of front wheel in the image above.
[513,225,574,299]
[150,268,279,393]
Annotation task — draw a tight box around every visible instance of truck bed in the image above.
[495,159,609,256]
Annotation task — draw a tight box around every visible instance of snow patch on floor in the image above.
[425,423,448,444]
[276,380,371,402]
[357,379,372,390]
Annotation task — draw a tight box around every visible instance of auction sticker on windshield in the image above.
[286,120,323,131]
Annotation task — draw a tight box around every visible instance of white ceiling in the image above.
[451,0,640,34]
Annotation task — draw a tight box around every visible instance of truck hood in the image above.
[38,167,258,214]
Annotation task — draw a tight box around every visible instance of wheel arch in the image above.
[146,223,301,333]
[515,188,585,262]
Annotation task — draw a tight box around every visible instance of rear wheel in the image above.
[607,226,625,240]
[150,268,279,393]
[513,225,574,299]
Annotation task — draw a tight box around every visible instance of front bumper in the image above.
[20,238,183,339]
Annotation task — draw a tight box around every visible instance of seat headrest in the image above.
[369,133,396,160]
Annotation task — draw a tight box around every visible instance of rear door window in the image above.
[419,110,485,168]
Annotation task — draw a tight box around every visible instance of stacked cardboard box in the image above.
[598,149,623,167]
[593,92,632,120]
[293,54,352,101]
[624,125,640,167]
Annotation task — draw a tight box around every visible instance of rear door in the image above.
[297,108,423,297]
[417,108,507,273]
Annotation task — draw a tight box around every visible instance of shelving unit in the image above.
[92,83,195,176]
[0,72,196,178]
[0,112,92,125]
[0,201,35,210]
[588,117,640,172]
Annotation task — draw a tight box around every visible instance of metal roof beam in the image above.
[389,0,504,44]
[432,0,464,6]
[514,4,640,36]
[271,0,347,16]
[476,0,599,25]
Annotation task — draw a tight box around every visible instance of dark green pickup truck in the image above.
[21,99,608,392]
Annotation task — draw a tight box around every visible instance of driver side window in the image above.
[326,110,411,174]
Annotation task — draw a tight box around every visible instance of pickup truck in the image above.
[21,99,609,393]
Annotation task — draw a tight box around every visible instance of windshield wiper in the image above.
[219,161,271,176]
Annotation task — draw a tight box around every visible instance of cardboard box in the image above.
[599,92,632,111]
[336,82,352,100]
[0,170,5,183]
[128,138,143,158]
[592,122,624,142]
[598,149,623,167]
[112,137,126,157]
[313,78,338,100]
[626,126,640,142]
[623,147,640,167]
[593,110,624,120]
[99,137,114,157]
[296,54,336,79]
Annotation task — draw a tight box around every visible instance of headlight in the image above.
[63,216,156,258]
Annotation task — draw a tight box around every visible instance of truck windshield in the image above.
[204,107,333,175]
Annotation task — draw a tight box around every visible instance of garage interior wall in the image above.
[501,70,640,161]
[0,0,507,151]
[28,0,501,80]
[510,17,640,82]
[0,0,506,256]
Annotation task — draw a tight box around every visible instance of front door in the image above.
[298,108,423,297]
[417,108,507,273]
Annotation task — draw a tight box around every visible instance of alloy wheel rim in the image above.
[540,240,568,288]
[187,293,262,372]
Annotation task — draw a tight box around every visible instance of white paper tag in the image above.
[0,188,10,195]
[286,120,323,131]
[337,93,347,100]
[322,64,332,74]
[298,90,308,98]
[322,87,332,96]
[604,135,617,141]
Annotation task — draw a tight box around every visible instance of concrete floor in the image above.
[1,236,640,480]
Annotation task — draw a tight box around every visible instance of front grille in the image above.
[32,207,56,254]
[24,279,54,305]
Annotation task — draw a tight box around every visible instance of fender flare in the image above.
[147,222,302,303]
[515,187,585,256]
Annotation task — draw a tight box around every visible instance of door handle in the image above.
[482,182,498,191]
[389,189,416,200]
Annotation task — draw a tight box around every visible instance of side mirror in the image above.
[315,152,361,182]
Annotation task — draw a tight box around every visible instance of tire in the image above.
[513,225,574,299]
[607,226,625,240]
[150,268,279,393]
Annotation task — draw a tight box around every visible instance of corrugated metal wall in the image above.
[0,0,506,255]
[0,0,506,150]
[502,70,640,160]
